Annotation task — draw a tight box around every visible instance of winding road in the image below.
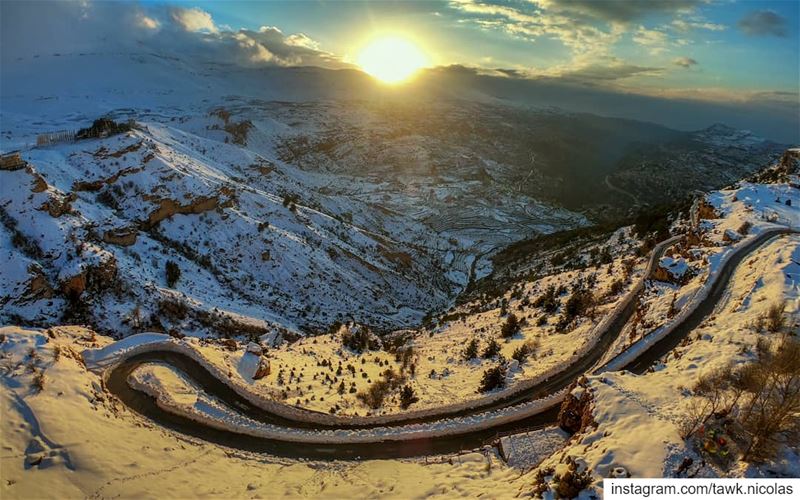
[103,228,795,459]
[604,175,640,206]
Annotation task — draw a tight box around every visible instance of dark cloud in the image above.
[738,10,789,37]
[429,62,662,83]
[558,63,663,82]
[494,68,527,78]
[673,57,698,68]
[544,0,700,23]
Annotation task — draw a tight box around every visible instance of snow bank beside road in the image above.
[599,227,794,372]
[82,333,171,369]
[128,358,566,444]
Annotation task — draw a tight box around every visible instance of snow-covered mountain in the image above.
[0,52,591,337]
[0,51,787,338]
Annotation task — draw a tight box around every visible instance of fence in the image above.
[36,130,76,147]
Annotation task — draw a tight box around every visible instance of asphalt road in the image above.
[104,228,794,459]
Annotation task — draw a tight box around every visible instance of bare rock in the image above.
[102,227,138,247]
[61,273,87,298]
[253,358,270,380]
[558,379,595,434]
[25,265,53,300]
[246,342,263,356]
[220,338,238,351]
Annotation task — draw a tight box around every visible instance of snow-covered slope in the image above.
[0,119,482,335]
[1,52,593,337]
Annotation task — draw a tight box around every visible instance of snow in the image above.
[1,175,798,496]
[600,178,799,370]
[538,233,800,496]
[0,45,797,496]
[658,255,690,279]
[499,427,568,469]
[0,326,529,499]
[82,332,171,369]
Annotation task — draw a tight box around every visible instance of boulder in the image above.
[253,358,270,380]
[653,256,693,285]
[246,342,263,356]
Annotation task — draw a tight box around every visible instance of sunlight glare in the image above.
[357,36,428,84]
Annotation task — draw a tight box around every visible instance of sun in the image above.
[357,36,429,84]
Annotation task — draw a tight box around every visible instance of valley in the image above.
[1,45,798,500]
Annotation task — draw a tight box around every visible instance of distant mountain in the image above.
[0,51,788,336]
[607,124,785,207]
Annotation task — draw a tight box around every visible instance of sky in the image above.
[1,1,798,141]
[158,0,799,100]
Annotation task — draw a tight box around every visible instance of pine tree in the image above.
[482,338,501,359]
[501,313,520,339]
[463,337,479,360]
[399,385,418,409]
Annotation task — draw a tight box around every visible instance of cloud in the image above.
[632,26,669,54]
[136,13,160,31]
[673,56,698,68]
[535,0,700,23]
[671,18,725,33]
[557,61,663,82]
[0,1,346,70]
[738,10,788,37]
[449,0,623,56]
[170,7,218,34]
[430,60,663,83]
[285,33,321,50]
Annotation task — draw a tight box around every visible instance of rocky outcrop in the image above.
[60,273,87,298]
[72,166,143,192]
[59,255,118,298]
[778,149,800,175]
[25,265,54,300]
[0,151,25,170]
[652,255,694,285]
[143,196,219,229]
[747,149,799,185]
[695,199,720,221]
[89,255,118,291]
[39,193,76,218]
[682,230,704,248]
[29,172,47,193]
[76,118,133,141]
[253,358,270,380]
[558,378,595,434]
[220,338,238,351]
[102,227,138,247]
